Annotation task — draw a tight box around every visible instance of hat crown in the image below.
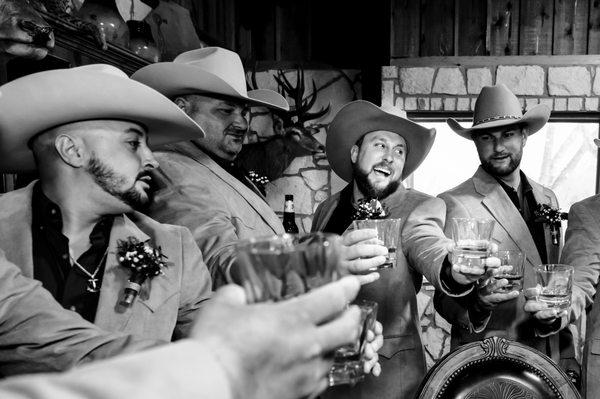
[173,47,248,97]
[472,84,523,127]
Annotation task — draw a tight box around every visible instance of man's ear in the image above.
[350,145,359,164]
[521,128,528,147]
[54,134,86,168]
[174,96,191,114]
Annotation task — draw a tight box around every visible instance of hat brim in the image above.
[447,104,550,140]
[131,63,289,111]
[0,68,204,173]
[326,100,436,183]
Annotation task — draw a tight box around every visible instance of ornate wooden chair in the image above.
[416,336,580,399]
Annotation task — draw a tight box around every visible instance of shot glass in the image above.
[535,264,573,310]
[329,299,378,386]
[235,232,342,303]
[450,218,495,271]
[351,218,402,269]
[493,250,525,293]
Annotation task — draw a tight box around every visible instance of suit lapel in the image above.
[168,142,283,234]
[473,167,542,267]
[95,214,157,332]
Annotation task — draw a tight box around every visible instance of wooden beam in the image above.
[390,54,600,66]
[589,0,600,53]
[420,0,455,56]
[390,0,421,57]
[457,0,487,55]
[487,0,520,55]
[519,0,554,55]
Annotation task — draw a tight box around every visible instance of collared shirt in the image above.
[31,182,114,322]
[196,143,266,199]
[494,171,548,264]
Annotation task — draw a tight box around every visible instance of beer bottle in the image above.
[283,194,299,233]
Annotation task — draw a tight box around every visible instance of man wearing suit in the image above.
[434,84,576,372]
[560,138,600,397]
[312,101,488,399]
[0,245,368,399]
[133,47,387,288]
[0,64,212,343]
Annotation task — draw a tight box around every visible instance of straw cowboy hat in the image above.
[447,84,550,140]
[0,64,205,173]
[131,47,289,111]
[326,100,436,182]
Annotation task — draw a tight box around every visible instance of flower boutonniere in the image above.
[248,170,270,196]
[352,198,388,220]
[117,237,168,308]
[534,204,568,246]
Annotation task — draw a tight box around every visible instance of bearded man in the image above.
[434,84,578,378]
[0,64,212,343]
[312,100,490,399]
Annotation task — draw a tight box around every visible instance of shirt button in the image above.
[69,306,76,312]
[50,209,57,215]
[62,254,69,260]
[39,226,44,231]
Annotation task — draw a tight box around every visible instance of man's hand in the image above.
[363,321,383,376]
[340,228,387,285]
[192,276,363,399]
[473,265,520,310]
[448,242,501,286]
[523,286,568,325]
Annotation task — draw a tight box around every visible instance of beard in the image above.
[480,150,523,177]
[86,155,153,211]
[352,162,400,200]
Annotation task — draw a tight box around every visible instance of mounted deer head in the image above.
[237,68,330,182]
[0,0,54,59]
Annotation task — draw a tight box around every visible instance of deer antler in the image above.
[274,68,330,124]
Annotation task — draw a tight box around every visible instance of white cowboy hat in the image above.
[326,100,436,182]
[447,84,550,140]
[131,47,289,111]
[0,64,204,173]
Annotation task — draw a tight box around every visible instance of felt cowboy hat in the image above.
[326,100,436,182]
[0,64,205,173]
[131,47,289,111]
[447,84,550,140]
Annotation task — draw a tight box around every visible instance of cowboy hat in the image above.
[447,84,550,140]
[131,47,289,111]
[326,100,436,182]
[0,64,205,173]
[594,139,600,147]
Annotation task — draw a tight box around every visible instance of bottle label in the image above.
[284,200,295,213]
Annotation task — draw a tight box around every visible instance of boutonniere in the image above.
[352,198,388,220]
[534,204,568,246]
[117,237,168,308]
[248,170,269,196]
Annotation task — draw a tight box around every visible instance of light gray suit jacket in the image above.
[149,141,284,287]
[0,250,157,377]
[0,182,212,342]
[435,166,568,362]
[560,194,600,398]
[313,185,468,399]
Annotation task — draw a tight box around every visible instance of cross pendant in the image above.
[87,278,100,293]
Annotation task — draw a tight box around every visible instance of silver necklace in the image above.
[69,249,108,293]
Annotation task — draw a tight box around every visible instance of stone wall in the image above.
[382,56,600,113]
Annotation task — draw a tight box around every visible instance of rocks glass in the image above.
[494,250,525,292]
[235,232,376,386]
[450,218,495,271]
[351,218,402,269]
[329,299,378,386]
[535,264,574,310]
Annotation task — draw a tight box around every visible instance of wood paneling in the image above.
[589,0,600,53]
[519,0,554,55]
[488,0,520,55]
[420,0,455,56]
[391,0,421,57]
[458,0,487,55]
[553,0,589,54]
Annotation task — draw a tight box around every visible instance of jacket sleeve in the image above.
[149,153,239,288]
[402,195,471,297]
[433,192,492,333]
[172,227,213,340]
[0,252,161,376]
[0,340,233,399]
